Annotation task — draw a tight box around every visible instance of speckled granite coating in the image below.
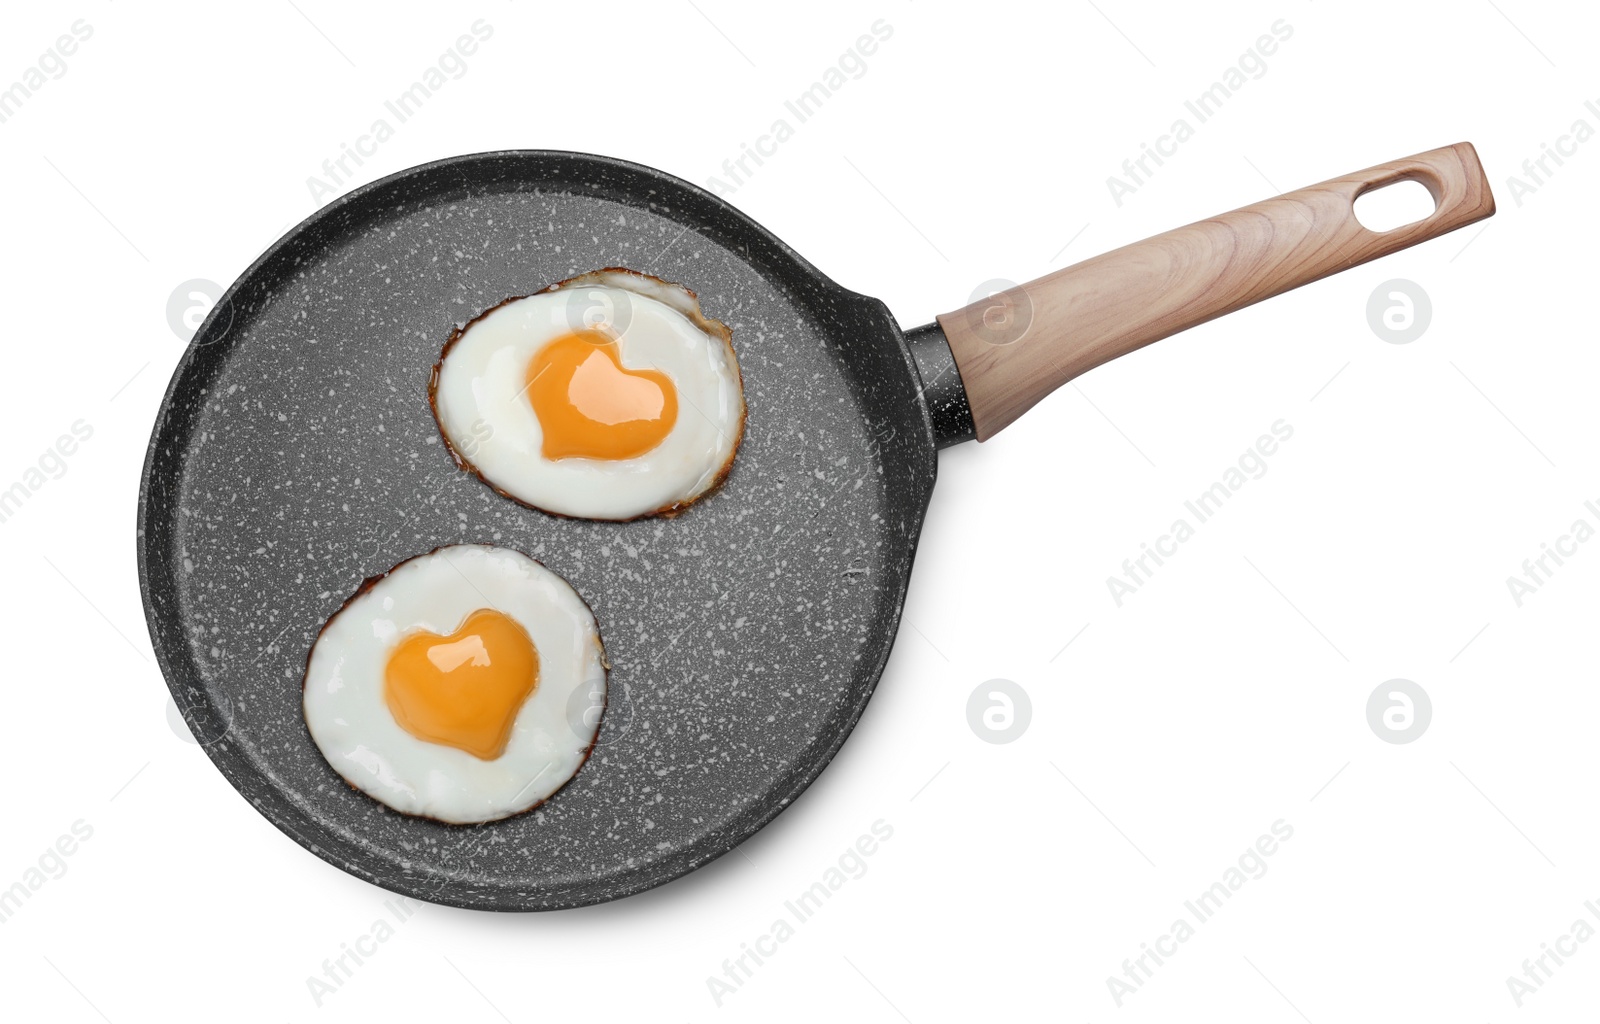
[138,152,939,910]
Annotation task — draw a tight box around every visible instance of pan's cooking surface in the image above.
[139,153,937,909]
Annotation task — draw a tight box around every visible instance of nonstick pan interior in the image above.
[138,152,938,910]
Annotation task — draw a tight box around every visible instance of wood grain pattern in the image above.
[938,142,1495,441]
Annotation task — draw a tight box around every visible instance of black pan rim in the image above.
[136,149,940,911]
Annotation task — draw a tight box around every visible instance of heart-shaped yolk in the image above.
[526,330,678,460]
[383,609,539,761]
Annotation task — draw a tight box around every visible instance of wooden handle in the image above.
[938,142,1495,441]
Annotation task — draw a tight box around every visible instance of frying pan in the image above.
[139,143,1494,910]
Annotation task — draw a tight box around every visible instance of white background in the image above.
[1,0,1596,1020]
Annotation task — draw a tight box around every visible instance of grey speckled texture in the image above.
[138,152,939,910]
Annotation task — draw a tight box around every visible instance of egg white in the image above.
[302,545,606,824]
[431,271,745,520]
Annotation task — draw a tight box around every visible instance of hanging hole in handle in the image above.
[1353,177,1438,232]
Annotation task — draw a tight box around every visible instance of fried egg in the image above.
[430,269,745,520]
[302,545,606,824]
